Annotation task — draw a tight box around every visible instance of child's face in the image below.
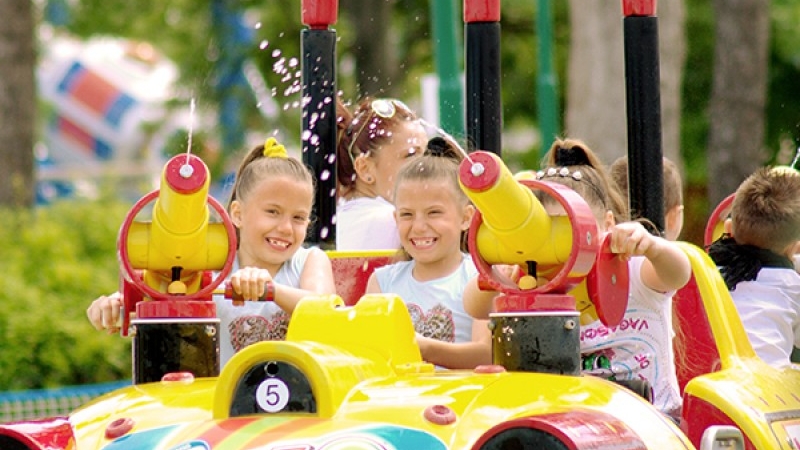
[370,120,426,200]
[394,179,472,265]
[231,175,313,270]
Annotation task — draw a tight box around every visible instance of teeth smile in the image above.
[267,238,290,248]
[412,238,435,246]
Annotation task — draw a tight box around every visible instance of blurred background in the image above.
[0,0,798,410]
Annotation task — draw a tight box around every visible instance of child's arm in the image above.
[284,248,335,311]
[365,272,381,294]
[463,275,496,319]
[417,319,492,369]
[463,265,521,319]
[610,222,691,293]
[86,292,122,334]
[230,248,335,313]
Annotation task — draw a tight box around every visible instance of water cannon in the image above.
[458,151,629,375]
[117,153,237,383]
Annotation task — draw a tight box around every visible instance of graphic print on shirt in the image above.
[228,310,290,352]
[407,303,455,342]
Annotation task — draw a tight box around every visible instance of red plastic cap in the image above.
[464,0,500,23]
[622,0,656,17]
[423,405,457,425]
[105,417,135,440]
[302,0,338,28]
[458,151,501,193]
[164,154,208,195]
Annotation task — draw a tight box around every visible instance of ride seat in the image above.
[672,272,722,394]
[327,250,395,305]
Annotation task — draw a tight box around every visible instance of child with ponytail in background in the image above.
[464,138,690,418]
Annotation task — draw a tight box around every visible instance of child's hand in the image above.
[229,267,274,306]
[493,264,524,284]
[87,292,122,334]
[609,222,658,261]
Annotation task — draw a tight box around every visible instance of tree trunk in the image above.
[565,0,685,168]
[706,0,769,206]
[342,0,399,98]
[0,0,36,207]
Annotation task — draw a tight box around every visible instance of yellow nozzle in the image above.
[458,151,572,266]
[126,154,231,273]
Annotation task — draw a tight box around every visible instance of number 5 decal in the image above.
[256,378,290,413]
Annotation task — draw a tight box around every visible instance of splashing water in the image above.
[791,146,800,170]
[184,98,196,168]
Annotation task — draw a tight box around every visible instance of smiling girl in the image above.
[87,138,336,366]
[364,138,491,369]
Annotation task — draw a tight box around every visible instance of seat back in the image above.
[672,242,756,393]
[326,250,396,305]
[673,273,721,393]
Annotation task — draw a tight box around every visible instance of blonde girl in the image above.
[88,138,336,367]
[365,139,491,369]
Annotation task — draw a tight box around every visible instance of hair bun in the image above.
[426,137,450,157]
[555,145,591,167]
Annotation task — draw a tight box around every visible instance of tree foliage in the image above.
[0,197,131,389]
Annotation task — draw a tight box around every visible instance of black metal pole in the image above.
[622,0,664,233]
[301,2,337,248]
[464,0,502,155]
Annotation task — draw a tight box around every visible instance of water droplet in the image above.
[259,40,269,50]
[254,22,262,29]
[320,227,329,239]
[320,170,330,181]
[301,130,312,141]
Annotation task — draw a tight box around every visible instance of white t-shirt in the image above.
[374,254,478,344]
[729,267,800,368]
[336,196,401,251]
[579,256,681,416]
[213,247,314,366]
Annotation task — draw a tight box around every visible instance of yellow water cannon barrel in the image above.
[125,154,230,272]
[458,151,572,266]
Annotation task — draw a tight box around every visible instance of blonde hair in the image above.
[730,166,800,253]
[392,139,470,259]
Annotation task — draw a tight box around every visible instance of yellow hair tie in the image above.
[263,137,288,159]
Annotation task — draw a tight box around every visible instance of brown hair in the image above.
[610,156,684,213]
[537,138,629,225]
[227,142,315,245]
[336,96,420,195]
[730,166,800,253]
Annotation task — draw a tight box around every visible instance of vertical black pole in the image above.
[622,0,664,233]
[301,1,337,248]
[464,0,502,155]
